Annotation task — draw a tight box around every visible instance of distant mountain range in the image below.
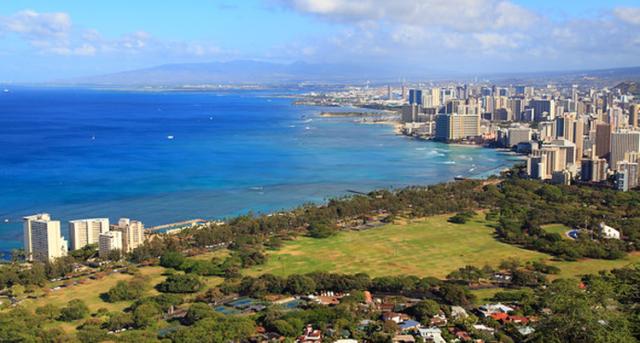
[614,81,640,95]
[61,60,423,86]
[58,60,640,86]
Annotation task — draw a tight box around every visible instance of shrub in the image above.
[157,274,203,293]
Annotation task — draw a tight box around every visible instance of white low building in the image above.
[418,327,445,343]
[599,223,621,240]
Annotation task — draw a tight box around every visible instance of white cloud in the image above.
[2,10,71,39]
[268,0,640,71]
[614,7,640,25]
[0,10,227,59]
[273,0,538,32]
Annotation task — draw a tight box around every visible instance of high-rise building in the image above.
[401,104,421,123]
[434,113,480,141]
[69,218,110,251]
[527,140,577,180]
[580,158,608,182]
[99,231,123,258]
[610,131,640,170]
[514,86,525,96]
[409,89,423,106]
[630,104,639,129]
[23,213,68,262]
[507,98,524,121]
[595,123,611,161]
[112,218,144,253]
[616,161,639,190]
[431,88,441,107]
[507,128,532,147]
[530,99,555,122]
[527,146,565,180]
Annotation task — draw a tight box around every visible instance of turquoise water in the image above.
[0,87,517,254]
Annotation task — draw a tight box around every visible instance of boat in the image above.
[3,89,8,93]
[167,135,175,140]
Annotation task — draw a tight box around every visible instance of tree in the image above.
[286,275,316,295]
[35,304,60,320]
[132,303,161,328]
[271,319,298,337]
[104,312,133,331]
[157,274,203,293]
[409,300,441,323]
[59,299,89,322]
[439,284,474,305]
[447,265,485,284]
[160,251,186,269]
[104,278,147,302]
[536,279,636,343]
[76,323,107,343]
[170,316,255,342]
[448,211,476,224]
[308,221,338,238]
[185,302,216,325]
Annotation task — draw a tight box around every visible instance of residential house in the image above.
[297,325,321,343]
[382,312,410,323]
[429,313,448,326]
[451,306,468,319]
[418,327,446,343]
[391,335,416,343]
[599,223,621,239]
[478,303,514,317]
[398,319,420,332]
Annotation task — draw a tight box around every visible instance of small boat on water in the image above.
[3,89,9,93]
[167,135,175,140]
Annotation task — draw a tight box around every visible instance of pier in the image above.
[146,219,207,233]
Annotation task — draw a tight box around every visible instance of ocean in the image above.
[0,87,518,255]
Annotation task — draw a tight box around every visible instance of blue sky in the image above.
[1,0,640,81]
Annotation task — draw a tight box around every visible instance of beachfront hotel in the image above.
[23,213,68,262]
[111,218,144,252]
[68,218,110,250]
[98,230,123,257]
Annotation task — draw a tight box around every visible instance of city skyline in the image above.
[1,0,640,82]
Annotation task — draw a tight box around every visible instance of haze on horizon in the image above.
[1,0,640,83]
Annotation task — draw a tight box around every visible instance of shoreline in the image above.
[1,95,519,256]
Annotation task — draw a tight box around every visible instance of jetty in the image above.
[146,219,207,233]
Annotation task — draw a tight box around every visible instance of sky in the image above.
[1,0,640,82]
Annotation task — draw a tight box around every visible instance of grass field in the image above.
[542,224,572,237]
[19,266,168,314]
[249,214,640,279]
[551,253,640,279]
[249,215,548,278]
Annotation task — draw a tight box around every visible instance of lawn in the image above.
[550,253,640,279]
[20,266,168,314]
[542,224,572,237]
[249,214,640,279]
[249,214,548,278]
[470,287,509,305]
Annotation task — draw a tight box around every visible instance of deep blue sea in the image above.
[0,87,518,255]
